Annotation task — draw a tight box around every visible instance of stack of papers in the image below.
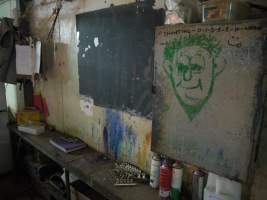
[18,124,45,135]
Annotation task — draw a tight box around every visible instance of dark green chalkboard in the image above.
[76,4,164,118]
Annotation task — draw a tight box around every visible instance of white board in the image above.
[152,20,267,181]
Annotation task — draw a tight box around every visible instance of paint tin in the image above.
[192,170,205,200]
[150,153,161,188]
[171,161,183,200]
[159,159,172,198]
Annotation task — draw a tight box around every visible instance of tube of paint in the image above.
[159,159,172,198]
[171,161,183,200]
[150,153,161,188]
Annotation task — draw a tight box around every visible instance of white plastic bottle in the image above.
[204,173,241,200]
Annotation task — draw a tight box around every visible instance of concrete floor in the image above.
[0,172,43,200]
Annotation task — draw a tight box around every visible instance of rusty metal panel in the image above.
[152,20,267,181]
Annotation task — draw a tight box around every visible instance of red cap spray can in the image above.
[159,159,172,198]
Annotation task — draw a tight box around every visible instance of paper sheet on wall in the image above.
[34,41,41,74]
[80,96,94,116]
[16,45,35,75]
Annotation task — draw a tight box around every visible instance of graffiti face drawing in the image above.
[163,34,223,120]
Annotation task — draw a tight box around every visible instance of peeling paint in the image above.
[80,95,94,116]
[137,132,151,169]
[94,37,99,47]
[76,31,80,45]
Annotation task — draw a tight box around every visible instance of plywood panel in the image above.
[152,20,267,181]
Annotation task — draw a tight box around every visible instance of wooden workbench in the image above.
[9,125,161,200]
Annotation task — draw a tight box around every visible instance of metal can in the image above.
[171,161,183,200]
[159,159,172,198]
[150,153,161,188]
[192,170,205,200]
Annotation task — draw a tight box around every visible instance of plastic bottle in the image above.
[204,173,242,200]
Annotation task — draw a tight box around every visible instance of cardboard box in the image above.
[202,0,249,22]
[16,109,41,125]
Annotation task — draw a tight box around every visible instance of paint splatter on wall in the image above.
[103,109,137,160]
[101,108,152,170]
[137,132,151,169]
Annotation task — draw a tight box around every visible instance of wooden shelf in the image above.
[9,124,161,200]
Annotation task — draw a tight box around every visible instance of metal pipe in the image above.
[65,169,71,200]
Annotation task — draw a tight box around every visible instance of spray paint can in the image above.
[159,159,172,198]
[170,161,183,200]
[192,170,205,200]
[150,153,161,188]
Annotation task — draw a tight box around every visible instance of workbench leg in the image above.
[65,169,71,200]
[15,137,22,162]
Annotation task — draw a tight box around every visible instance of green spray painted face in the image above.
[163,34,223,120]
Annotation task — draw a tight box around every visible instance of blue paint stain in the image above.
[125,126,137,156]
[103,109,137,160]
[216,148,225,165]
[103,127,109,153]
[104,109,124,159]
[218,148,224,158]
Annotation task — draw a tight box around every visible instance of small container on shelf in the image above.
[202,0,250,22]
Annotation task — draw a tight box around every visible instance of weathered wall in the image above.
[1,0,267,198]
[0,0,24,116]
[27,0,165,171]
[251,81,267,199]
[248,1,267,197]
